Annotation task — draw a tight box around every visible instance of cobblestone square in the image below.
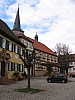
[0,77,75,100]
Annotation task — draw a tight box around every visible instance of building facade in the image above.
[59,54,75,74]
[0,19,26,79]
[12,7,58,76]
[0,7,58,79]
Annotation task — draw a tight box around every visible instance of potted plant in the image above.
[21,71,27,80]
[13,71,20,81]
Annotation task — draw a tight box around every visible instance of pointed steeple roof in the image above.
[13,6,23,32]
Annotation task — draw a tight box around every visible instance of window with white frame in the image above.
[14,63,17,71]
[2,38,6,48]
[20,65,23,72]
[9,42,12,51]
[15,45,18,53]
[20,48,22,55]
[8,62,11,71]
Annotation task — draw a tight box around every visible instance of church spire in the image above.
[13,6,23,32]
[34,32,38,42]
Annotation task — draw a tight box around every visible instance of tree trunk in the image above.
[27,67,30,89]
[66,68,68,75]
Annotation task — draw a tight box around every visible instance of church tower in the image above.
[12,6,24,35]
[34,32,38,42]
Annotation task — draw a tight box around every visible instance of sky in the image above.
[0,0,75,53]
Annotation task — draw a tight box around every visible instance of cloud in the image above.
[0,0,75,53]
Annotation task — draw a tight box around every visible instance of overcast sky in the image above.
[0,0,75,53]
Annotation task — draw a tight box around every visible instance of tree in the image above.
[19,49,35,89]
[55,43,71,56]
[54,43,71,74]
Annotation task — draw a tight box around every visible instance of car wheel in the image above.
[48,80,51,83]
[62,80,65,83]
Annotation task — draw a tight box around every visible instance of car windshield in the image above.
[57,73,64,77]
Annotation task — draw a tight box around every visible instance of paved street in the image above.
[0,77,75,100]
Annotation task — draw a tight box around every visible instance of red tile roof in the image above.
[26,37,56,56]
[16,33,56,56]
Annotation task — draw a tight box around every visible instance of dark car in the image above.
[47,73,68,83]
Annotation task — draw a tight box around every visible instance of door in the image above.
[1,61,5,77]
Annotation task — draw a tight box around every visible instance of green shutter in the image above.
[6,40,9,50]
[18,46,19,54]
[19,64,20,72]
[12,43,13,52]
[22,65,23,72]
[0,36,3,47]
[14,45,15,53]
[13,63,15,71]
[8,62,9,71]
[11,62,13,71]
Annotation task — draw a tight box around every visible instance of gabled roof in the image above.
[16,33,33,43]
[0,19,26,48]
[17,33,56,56]
[27,37,56,56]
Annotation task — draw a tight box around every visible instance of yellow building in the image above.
[0,19,26,79]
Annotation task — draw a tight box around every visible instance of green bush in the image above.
[13,71,20,77]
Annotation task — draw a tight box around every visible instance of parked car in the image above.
[47,73,68,83]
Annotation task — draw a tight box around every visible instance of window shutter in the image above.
[14,63,15,71]
[12,43,13,52]
[8,62,10,71]
[6,40,9,50]
[22,65,23,72]
[11,62,13,71]
[17,64,19,71]
[0,37,3,47]
[14,45,16,53]
[18,46,19,54]
[19,64,20,72]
